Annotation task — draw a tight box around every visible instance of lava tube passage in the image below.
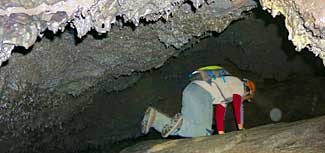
[0,0,325,153]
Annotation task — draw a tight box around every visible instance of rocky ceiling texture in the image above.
[0,0,256,64]
[0,0,325,66]
[0,0,257,152]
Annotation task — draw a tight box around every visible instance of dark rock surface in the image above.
[121,116,325,153]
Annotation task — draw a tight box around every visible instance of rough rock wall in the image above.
[0,0,214,64]
[0,1,256,152]
[259,0,325,66]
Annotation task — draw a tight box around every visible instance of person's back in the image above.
[194,76,245,104]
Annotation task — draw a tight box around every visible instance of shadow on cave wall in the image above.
[50,8,325,153]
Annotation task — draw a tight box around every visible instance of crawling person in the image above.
[141,66,256,138]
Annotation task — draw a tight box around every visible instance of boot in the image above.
[141,107,157,134]
[161,113,183,138]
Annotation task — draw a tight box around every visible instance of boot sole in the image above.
[141,107,156,134]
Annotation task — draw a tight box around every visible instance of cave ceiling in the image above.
[0,0,325,63]
[1,0,324,66]
[0,0,256,64]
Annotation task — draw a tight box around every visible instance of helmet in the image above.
[188,65,230,82]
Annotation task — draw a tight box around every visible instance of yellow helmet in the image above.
[197,65,223,71]
[189,66,230,82]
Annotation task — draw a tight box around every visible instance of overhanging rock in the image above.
[0,0,206,64]
[259,0,325,66]
[0,0,257,65]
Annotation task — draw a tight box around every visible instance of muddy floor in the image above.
[56,10,325,153]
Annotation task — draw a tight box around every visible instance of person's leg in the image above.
[141,107,173,134]
[215,104,226,134]
[176,82,214,137]
[232,94,244,130]
[161,113,183,138]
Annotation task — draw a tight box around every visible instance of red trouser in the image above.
[215,94,242,132]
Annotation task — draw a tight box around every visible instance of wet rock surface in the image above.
[120,116,325,153]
